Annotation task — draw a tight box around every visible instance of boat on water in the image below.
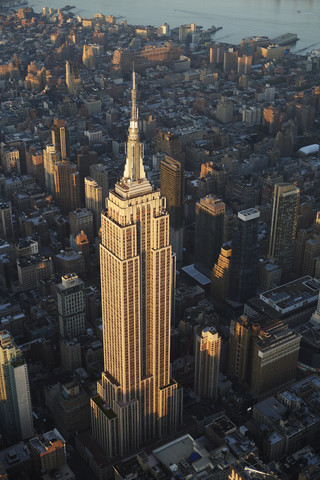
[61,5,75,11]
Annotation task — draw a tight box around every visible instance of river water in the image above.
[29,0,320,53]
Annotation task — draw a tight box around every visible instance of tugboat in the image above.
[61,4,75,11]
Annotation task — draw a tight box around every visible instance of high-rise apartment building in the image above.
[211,244,232,305]
[160,155,185,264]
[209,43,224,66]
[228,316,301,395]
[223,48,238,72]
[54,250,85,275]
[199,162,227,198]
[47,381,90,440]
[69,208,94,242]
[237,55,252,75]
[0,330,34,442]
[29,429,66,475]
[51,118,70,159]
[228,316,259,384]
[84,177,103,231]
[43,144,60,195]
[216,96,233,123]
[194,195,225,277]
[54,159,81,213]
[77,147,98,180]
[17,255,53,291]
[65,60,81,96]
[302,236,320,277]
[60,338,82,371]
[155,130,185,165]
[224,208,237,243]
[57,273,86,338]
[89,163,109,204]
[194,327,221,400]
[91,72,182,458]
[294,228,313,274]
[250,324,300,395]
[230,208,260,303]
[268,183,300,280]
[83,44,95,68]
[28,148,44,188]
[1,147,21,175]
[0,202,14,241]
[294,212,320,277]
[259,259,282,291]
[160,155,185,229]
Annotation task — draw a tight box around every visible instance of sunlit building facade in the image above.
[91,72,182,458]
[194,327,221,400]
[211,244,232,305]
[0,330,34,442]
[85,176,103,231]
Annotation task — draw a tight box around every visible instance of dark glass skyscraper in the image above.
[230,208,260,302]
[268,183,300,281]
[194,195,225,277]
[160,155,184,229]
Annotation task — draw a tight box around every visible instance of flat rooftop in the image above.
[0,442,31,470]
[254,396,287,422]
[212,415,236,434]
[182,264,211,286]
[238,207,260,222]
[153,434,196,467]
[259,276,319,315]
[29,429,65,455]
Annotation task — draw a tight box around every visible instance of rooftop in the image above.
[91,395,117,420]
[182,264,211,286]
[0,442,31,471]
[255,325,300,351]
[17,255,51,268]
[231,453,279,479]
[238,207,260,222]
[259,276,319,315]
[29,429,65,455]
[55,250,82,261]
[69,208,93,218]
[153,434,200,468]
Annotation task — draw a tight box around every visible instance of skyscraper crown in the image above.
[115,67,152,198]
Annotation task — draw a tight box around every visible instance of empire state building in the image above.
[91,72,182,458]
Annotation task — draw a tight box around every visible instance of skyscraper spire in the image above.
[91,71,182,459]
[116,69,152,198]
[131,63,137,121]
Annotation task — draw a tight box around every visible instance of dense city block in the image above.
[0,4,320,480]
